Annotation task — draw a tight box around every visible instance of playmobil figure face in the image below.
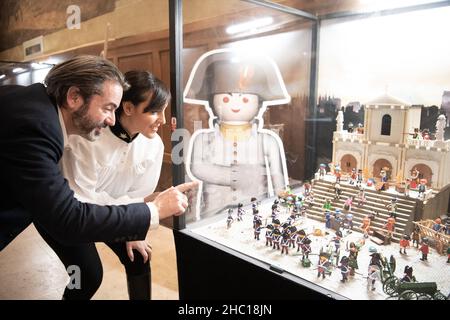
[213,93,259,124]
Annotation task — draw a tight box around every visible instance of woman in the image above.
[43,70,170,299]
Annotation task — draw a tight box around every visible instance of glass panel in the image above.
[180,0,450,300]
[182,0,313,223]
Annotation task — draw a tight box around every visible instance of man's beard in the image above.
[72,102,106,141]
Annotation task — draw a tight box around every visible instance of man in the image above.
[0,56,195,264]
[38,70,174,300]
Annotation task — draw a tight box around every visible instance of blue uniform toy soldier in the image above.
[254,218,262,240]
[265,224,274,247]
[236,203,244,221]
[226,208,234,229]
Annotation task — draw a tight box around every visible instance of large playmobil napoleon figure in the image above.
[184,48,290,220]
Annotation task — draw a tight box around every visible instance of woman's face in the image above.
[213,93,259,124]
[127,95,167,139]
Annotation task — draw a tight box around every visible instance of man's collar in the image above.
[57,108,69,148]
[109,120,139,143]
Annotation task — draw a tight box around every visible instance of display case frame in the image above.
[169,0,450,300]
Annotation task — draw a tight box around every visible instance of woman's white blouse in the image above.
[61,127,164,206]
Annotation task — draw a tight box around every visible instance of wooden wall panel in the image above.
[117,53,154,73]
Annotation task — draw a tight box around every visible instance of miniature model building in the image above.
[332,93,450,191]
[328,93,450,236]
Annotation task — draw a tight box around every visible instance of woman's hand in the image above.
[126,240,152,263]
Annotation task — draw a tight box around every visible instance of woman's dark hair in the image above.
[117,70,171,117]
[44,55,129,107]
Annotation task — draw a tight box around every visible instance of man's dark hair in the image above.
[117,70,171,117]
[44,55,129,107]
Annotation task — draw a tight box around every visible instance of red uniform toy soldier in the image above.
[399,234,410,255]
[419,238,429,261]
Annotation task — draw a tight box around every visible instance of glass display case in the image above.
[171,0,450,300]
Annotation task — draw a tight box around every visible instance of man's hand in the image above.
[175,181,199,194]
[144,192,159,203]
[126,240,152,263]
[151,181,198,220]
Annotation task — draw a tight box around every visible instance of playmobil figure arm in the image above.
[189,131,233,186]
[263,132,289,196]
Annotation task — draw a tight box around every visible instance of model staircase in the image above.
[308,179,418,242]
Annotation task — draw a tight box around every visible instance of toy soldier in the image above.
[323,198,332,211]
[287,213,296,225]
[318,163,327,180]
[356,188,366,207]
[347,122,354,133]
[399,234,410,255]
[400,265,416,283]
[410,226,421,248]
[325,210,332,229]
[356,169,363,187]
[339,256,350,283]
[343,196,353,212]
[252,209,262,229]
[345,212,354,231]
[386,198,398,218]
[334,183,342,200]
[226,208,234,229]
[299,235,312,262]
[317,253,331,279]
[296,229,306,252]
[280,231,290,255]
[254,218,262,240]
[419,237,429,261]
[251,197,258,211]
[265,224,274,247]
[332,230,343,253]
[303,181,311,196]
[368,210,378,222]
[368,251,383,270]
[348,242,360,276]
[272,228,281,250]
[288,226,297,248]
[236,203,244,221]
[335,166,341,183]
[410,167,419,188]
[418,179,427,199]
[271,203,279,221]
[367,266,380,291]
[384,216,396,242]
[349,168,357,185]
[361,215,371,238]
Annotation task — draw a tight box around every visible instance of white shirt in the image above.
[58,113,162,228]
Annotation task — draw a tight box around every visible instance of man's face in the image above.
[73,80,123,141]
[213,93,259,123]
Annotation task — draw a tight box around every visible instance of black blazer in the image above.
[0,83,151,250]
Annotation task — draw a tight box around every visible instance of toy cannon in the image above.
[384,280,447,300]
